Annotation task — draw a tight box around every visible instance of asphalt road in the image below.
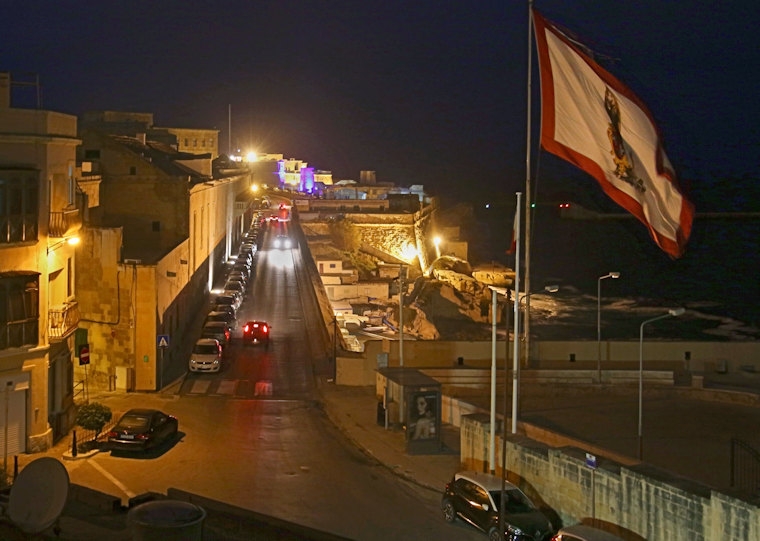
[46,222,482,541]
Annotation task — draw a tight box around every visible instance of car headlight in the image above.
[213,359,219,365]
[505,525,524,540]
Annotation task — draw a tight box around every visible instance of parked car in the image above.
[441,471,554,541]
[201,321,232,347]
[106,409,178,452]
[224,280,246,298]
[550,525,624,541]
[210,303,236,322]
[227,271,248,286]
[204,310,237,330]
[273,234,292,249]
[189,338,223,373]
[242,320,270,348]
[214,293,240,312]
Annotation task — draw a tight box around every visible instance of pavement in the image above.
[5,371,760,540]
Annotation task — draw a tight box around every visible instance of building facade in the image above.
[0,73,100,453]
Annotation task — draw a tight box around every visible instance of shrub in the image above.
[75,402,113,441]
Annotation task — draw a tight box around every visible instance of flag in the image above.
[532,9,694,258]
[506,209,518,254]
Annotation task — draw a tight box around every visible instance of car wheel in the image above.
[442,500,456,523]
[487,527,503,541]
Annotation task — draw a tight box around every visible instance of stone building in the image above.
[75,124,254,392]
[0,73,101,452]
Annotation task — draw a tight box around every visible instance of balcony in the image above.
[48,301,80,342]
[49,206,83,238]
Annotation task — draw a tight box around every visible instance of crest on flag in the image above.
[532,9,694,258]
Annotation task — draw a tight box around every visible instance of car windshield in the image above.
[117,414,150,431]
[490,489,536,514]
[193,344,218,355]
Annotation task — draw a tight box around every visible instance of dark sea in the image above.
[445,186,760,342]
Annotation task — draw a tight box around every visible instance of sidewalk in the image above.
[317,379,461,492]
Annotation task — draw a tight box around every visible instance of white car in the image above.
[273,235,292,249]
[189,338,223,373]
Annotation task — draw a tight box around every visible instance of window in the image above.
[184,138,189,147]
[0,171,39,243]
[129,166,136,175]
[84,149,100,160]
[152,221,161,232]
[0,273,40,349]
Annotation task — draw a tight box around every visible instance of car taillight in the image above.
[136,433,150,440]
[107,431,117,438]
[262,325,268,333]
[244,324,250,332]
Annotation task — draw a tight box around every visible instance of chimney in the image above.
[0,72,10,109]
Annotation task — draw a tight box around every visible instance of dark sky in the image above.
[2,1,759,205]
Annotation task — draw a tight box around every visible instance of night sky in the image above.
[3,1,758,205]
[3,1,760,325]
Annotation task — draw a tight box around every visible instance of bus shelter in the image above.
[376,367,442,455]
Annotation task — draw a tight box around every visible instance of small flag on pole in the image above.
[506,209,518,254]
[532,9,694,258]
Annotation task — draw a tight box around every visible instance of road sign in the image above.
[157,335,170,348]
[78,344,90,366]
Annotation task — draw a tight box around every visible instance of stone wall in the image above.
[460,415,760,541]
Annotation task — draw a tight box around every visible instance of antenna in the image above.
[7,457,69,534]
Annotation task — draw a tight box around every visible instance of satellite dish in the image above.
[7,457,69,534]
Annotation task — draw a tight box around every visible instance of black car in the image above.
[441,471,554,541]
[242,320,270,348]
[106,409,179,452]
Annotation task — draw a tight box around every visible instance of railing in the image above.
[48,206,82,238]
[48,301,80,342]
[730,438,760,501]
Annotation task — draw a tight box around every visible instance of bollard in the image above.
[72,430,78,458]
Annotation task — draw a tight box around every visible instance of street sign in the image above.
[157,335,170,348]
[78,344,90,366]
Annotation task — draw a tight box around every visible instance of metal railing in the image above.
[48,206,82,238]
[730,438,760,501]
[48,301,80,341]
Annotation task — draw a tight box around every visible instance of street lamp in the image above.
[433,236,442,259]
[638,307,685,459]
[597,272,621,383]
[513,284,558,435]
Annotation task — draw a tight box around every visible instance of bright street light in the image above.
[638,307,685,459]
[433,236,442,259]
[597,272,621,383]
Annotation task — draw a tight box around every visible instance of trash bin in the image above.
[376,401,386,426]
[128,500,206,541]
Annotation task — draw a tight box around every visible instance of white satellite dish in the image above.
[7,457,69,534]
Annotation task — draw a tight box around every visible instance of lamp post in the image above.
[597,272,620,383]
[638,307,685,459]
[512,284,558,435]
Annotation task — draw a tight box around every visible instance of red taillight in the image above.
[244,324,250,332]
[107,431,117,438]
[136,433,150,440]
[262,325,268,333]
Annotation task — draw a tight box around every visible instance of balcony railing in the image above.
[49,301,80,342]
[49,206,83,238]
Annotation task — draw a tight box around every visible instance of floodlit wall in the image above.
[460,414,760,541]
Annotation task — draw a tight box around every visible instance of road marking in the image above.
[89,459,136,499]
[190,380,211,394]
[216,380,237,395]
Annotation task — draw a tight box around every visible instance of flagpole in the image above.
[523,0,534,366]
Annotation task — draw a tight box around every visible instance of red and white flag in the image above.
[532,10,694,258]
[506,209,518,254]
